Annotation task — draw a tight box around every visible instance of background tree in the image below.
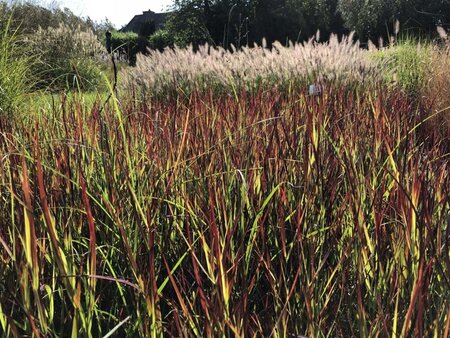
[91,18,116,39]
[166,0,449,47]
[337,0,397,41]
[165,0,213,47]
[288,0,346,40]
[395,0,450,33]
[1,1,94,34]
[338,0,450,42]
[165,0,345,48]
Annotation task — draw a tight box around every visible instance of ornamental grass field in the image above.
[0,35,449,337]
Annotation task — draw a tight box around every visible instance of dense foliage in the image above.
[0,2,111,92]
[108,31,151,65]
[0,16,33,115]
[29,23,105,90]
[0,1,94,34]
[164,0,450,48]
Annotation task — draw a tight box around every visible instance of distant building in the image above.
[121,10,169,34]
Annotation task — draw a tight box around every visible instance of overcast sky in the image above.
[38,0,174,28]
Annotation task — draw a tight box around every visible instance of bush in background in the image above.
[149,29,173,51]
[109,31,150,65]
[0,1,94,35]
[29,23,106,90]
[0,16,33,116]
[371,39,431,97]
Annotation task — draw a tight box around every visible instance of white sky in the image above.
[39,0,174,29]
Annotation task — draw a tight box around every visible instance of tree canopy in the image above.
[163,0,450,47]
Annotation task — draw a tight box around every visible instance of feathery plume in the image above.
[394,20,400,36]
[120,33,381,97]
[437,26,448,42]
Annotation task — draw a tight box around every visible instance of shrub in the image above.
[149,29,172,51]
[110,31,149,65]
[109,31,138,54]
[0,15,33,116]
[371,39,431,97]
[29,23,105,90]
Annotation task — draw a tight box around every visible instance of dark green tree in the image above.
[167,0,450,47]
[165,0,213,47]
[338,0,450,42]
[338,0,397,41]
[166,0,345,48]
[287,0,346,40]
[396,0,450,33]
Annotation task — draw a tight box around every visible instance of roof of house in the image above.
[121,10,169,33]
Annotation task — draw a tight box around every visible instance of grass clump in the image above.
[422,43,450,128]
[121,33,381,98]
[370,34,450,131]
[0,82,448,336]
[0,16,33,116]
[371,39,432,96]
[28,23,106,91]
